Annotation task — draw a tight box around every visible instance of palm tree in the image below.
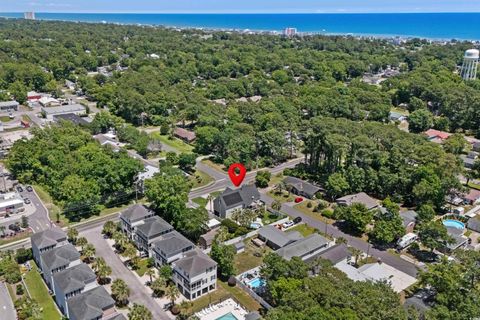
[122,243,138,267]
[348,247,362,266]
[76,236,88,250]
[165,284,180,307]
[145,268,156,284]
[102,221,117,238]
[128,303,152,320]
[82,243,96,263]
[206,194,215,212]
[177,300,194,320]
[96,260,112,284]
[111,278,130,307]
[0,225,6,237]
[113,231,129,252]
[92,257,106,273]
[67,227,78,244]
[271,200,282,211]
[150,277,166,297]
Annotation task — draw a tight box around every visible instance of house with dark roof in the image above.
[40,243,81,290]
[213,184,262,219]
[283,176,323,199]
[52,263,97,316]
[276,233,331,261]
[174,127,196,143]
[66,286,116,320]
[400,210,418,233]
[31,227,68,268]
[120,204,155,239]
[308,243,351,265]
[172,249,217,300]
[54,113,89,126]
[134,216,174,256]
[152,231,195,266]
[257,225,303,250]
[473,142,480,152]
[336,192,379,210]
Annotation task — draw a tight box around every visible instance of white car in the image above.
[282,221,295,229]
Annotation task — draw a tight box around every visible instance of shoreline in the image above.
[1,13,480,42]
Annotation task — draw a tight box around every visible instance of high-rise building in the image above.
[283,27,297,37]
[24,12,36,20]
[461,49,479,80]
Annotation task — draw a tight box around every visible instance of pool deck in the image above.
[196,298,248,320]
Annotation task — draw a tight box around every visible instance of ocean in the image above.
[1,12,480,40]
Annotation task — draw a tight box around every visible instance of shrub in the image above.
[160,123,169,135]
[16,284,24,295]
[306,201,313,209]
[221,219,238,234]
[15,248,32,264]
[322,209,334,219]
[316,200,329,211]
[228,276,237,286]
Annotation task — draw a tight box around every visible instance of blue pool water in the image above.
[250,222,262,229]
[443,219,465,230]
[248,277,265,288]
[216,312,238,320]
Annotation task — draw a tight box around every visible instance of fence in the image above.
[236,279,273,310]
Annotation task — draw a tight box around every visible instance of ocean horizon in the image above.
[1,12,480,40]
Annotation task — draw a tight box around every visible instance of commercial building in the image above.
[0,101,19,112]
[0,192,25,217]
[41,104,86,120]
[461,49,479,80]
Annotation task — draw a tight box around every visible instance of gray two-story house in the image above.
[172,249,217,300]
[120,204,155,239]
[213,184,262,219]
[134,216,174,256]
[152,231,195,266]
[31,227,68,269]
[39,243,81,291]
[66,285,117,320]
[52,263,97,316]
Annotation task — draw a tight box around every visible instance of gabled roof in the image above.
[216,184,261,209]
[40,243,80,271]
[336,192,378,210]
[136,216,173,239]
[174,249,216,278]
[120,204,153,223]
[283,176,323,197]
[276,234,330,261]
[31,227,66,250]
[153,231,194,257]
[67,286,115,320]
[258,225,300,248]
[53,263,96,294]
[400,210,418,227]
[306,243,350,265]
[174,127,196,142]
[424,129,451,140]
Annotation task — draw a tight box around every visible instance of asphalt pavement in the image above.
[0,281,16,320]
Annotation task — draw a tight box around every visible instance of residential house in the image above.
[283,176,323,199]
[400,210,418,233]
[136,165,160,193]
[66,286,116,320]
[389,111,407,122]
[276,234,331,261]
[257,225,303,250]
[134,216,174,256]
[31,227,68,268]
[461,152,478,169]
[473,142,480,152]
[119,204,155,239]
[336,192,379,210]
[198,228,219,250]
[213,184,262,219]
[152,231,195,266]
[174,127,196,143]
[65,80,76,90]
[52,263,97,315]
[40,243,81,290]
[424,129,451,144]
[309,243,351,265]
[172,249,217,300]
[462,189,480,205]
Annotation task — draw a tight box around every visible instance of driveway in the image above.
[80,225,170,320]
[0,281,16,320]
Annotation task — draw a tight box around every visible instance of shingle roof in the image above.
[153,231,194,257]
[136,216,173,239]
[276,234,329,261]
[174,127,196,142]
[400,210,418,227]
[31,227,66,250]
[67,286,115,320]
[308,243,350,265]
[258,225,299,248]
[53,263,96,294]
[120,204,153,223]
[336,192,378,210]
[174,249,216,278]
[283,176,323,197]
[218,184,261,209]
[40,243,80,271]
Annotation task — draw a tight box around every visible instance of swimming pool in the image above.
[216,312,238,320]
[250,222,262,229]
[443,219,465,230]
[248,277,265,288]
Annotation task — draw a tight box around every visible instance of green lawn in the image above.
[267,190,295,203]
[0,231,32,246]
[134,258,150,277]
[468,182,480,190]
[151,133,194,153]
[293,201,335,225]
[192,197,208,208]
[24,262,62,320]
[189,170,214,189]
[233,240,270,274]
[268,173,285,188]
[0,116,13,122]
[285,224,316,237]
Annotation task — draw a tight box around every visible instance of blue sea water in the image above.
[1,12,480,40]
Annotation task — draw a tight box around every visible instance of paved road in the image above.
[81,225,170,320]
[0,281,16,320]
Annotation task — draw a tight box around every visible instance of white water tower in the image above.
[461,49,479,80]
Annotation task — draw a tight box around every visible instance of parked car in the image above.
[8,224,20,232]
[16,185,24,192]
[293,216,302,224]
[282,221,295,229]
[24,198,31,204]
[294,197,303,203]
[26,185,33,192]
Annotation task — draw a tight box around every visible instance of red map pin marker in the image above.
[228,163,247,187]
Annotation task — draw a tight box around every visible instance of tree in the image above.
[325,173,350,200]
[111,278,130,307]
[417,204,436,222]
[128,303,152,320]
[67,227,79,244]
[102,220,117,237]
[408,109,433,133]
[93,257,112,284]
[206,194,215,212]
[21,215,29,229]
[348,247,363,266]
[122,243,138,264]
[113,231,129,252]
[178,153,197,172]
[271,200,282,211]
[76,236,88,249]
[0,225,5,237]
[418,221,454,252]
[145,268,156,284]
[174,207,208,241]
[443,133,467,155]
[231,208,257,228]
[82,243,96,263]
[255,170,271,188]
[15,248,32,264]
[335,203,373,235]
[158,264,173,281]
[165,284,180,306]
[150,276,167,297]
[211,243,236,279]
[9,81,27,104]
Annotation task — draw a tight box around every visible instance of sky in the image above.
[2,0,480,13]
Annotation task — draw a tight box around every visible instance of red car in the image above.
[294,197,303,203]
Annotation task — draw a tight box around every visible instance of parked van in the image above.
[397,233,418,250]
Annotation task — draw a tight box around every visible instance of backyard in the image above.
[285,223,317,237]
[234,239,271,274]
[293,200,335,225]
[151,133,194,154]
